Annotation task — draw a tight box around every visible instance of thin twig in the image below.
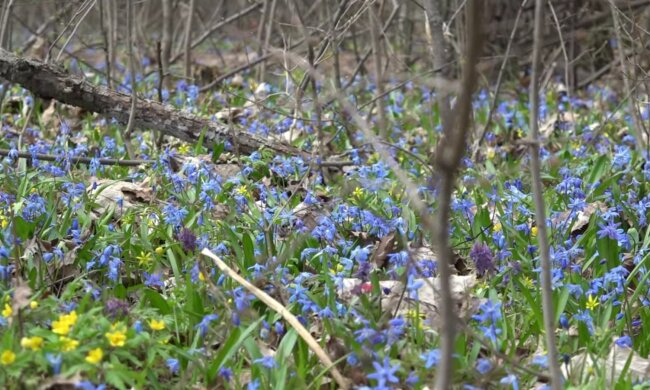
[608,0,647,148]
[161,0,172,79]
[430,1,483,388]
[183,0,196,80]
[528,0,563,388]
[124,0,137,159]
[55,0,96,63]
[0,149,150,166]
[201,248,350,390]
[472,0,528,158]
[0,0,15,49]
[169,2,263,66]
[98,0,112,88]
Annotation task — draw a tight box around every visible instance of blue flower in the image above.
[22,193,46,222]
[195,314,219,337]
[219,367,233,382]
[167,358,180,374]
[615,335,633,348]
[46,353,62,375]
[597,221,625,243]
[476,358,492,374]
[500,374,519,390]
[143,272,164,288]
[473,300,502,324]
[76,381,106,390]
[367,356,400,386]
[246,379,260,390]
[162,204,188,227]
[531,354,548,369]
[420,349,440,368]
[254,356,277,369]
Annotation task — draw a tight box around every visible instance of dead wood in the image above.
[0,48,303,157]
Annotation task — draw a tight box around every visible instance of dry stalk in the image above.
[528,0,563,388]
[183,0,196,80]
[608,0,647,149]
[201,248,350,390]
[472,0,528,158]
[430,1,482,388]
[55,0,96,63]
[368,1,387,137]
[161,0,172,80]
[124,0,137,159]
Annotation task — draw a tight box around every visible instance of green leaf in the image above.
[144,289,172,315]
[208,318,264,381]
[554,287,571,324]
[274,329,299,388]
[587,155,609,185]
[242,233,255,269]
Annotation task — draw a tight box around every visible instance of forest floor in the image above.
[0,49,649,390]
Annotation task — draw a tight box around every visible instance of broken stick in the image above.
[0,49,302,157]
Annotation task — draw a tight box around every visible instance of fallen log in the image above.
[0,49,303,157]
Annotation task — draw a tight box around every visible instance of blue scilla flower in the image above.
[22,193,46,222]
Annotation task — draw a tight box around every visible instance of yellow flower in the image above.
[0,350,15,365]
[155,246,164,256]
[235,186,248,196]
[0,214,8,229]
[198,271,205,282]
[2,303,12,317]
[487,147,496,160]
[52,311,78,335]
[586,294,600,311]
[352,187,364,198]
[522,276,535,289]
[59,336,79,352]
[106,328,127,347]
[20,336,44,351]
[493,222,502,232]
[178,144,191,154]
[85,348,103,364]
[29,301,38,309]
[136,251,153,266]
[531,226,538,237]
[149,319,166,331]
[329,263,345,275]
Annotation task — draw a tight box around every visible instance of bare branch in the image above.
[528,0,563,388]
[431,1,483,388]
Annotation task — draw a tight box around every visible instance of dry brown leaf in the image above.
[552,201,607,235]
[87,180,153,218]
[562,340,650,384]
[370,232,397,269]
[12,281,32,310]
[337,274,478,330]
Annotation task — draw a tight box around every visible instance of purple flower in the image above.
[104,298,129,319]
[177,228,197,252]
[470,242,495,276]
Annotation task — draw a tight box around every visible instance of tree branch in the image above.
[0,49,302,157]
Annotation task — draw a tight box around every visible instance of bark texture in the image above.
[0,49,303,157]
